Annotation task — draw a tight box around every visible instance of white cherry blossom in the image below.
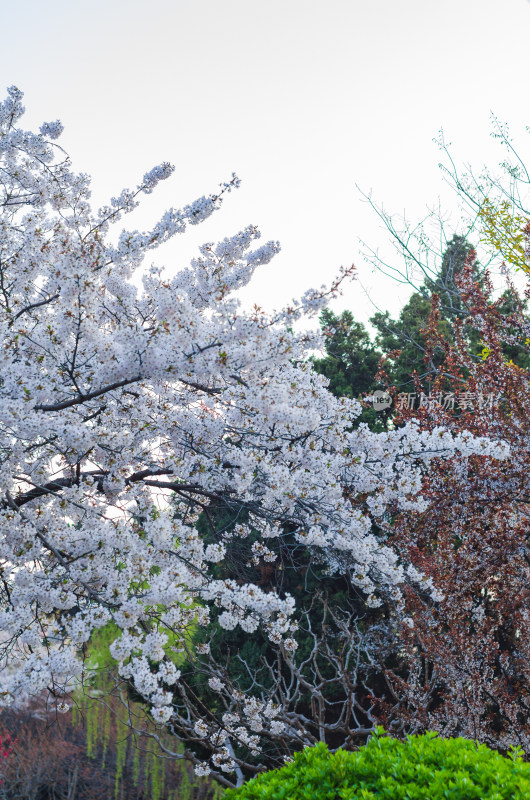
[0,87,508,775]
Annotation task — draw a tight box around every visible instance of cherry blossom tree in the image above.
[0,87,507,787]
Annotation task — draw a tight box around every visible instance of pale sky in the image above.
[2,0,530,327]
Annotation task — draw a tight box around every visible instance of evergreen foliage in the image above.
[323,235,530,398]
[312,310,380,400]
[370,235,481,391]
[425,235,480,320]
[370,292,434,391]
[314,237,487,403]
[312,309,388,430]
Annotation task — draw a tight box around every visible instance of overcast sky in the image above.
[2,0,530,327]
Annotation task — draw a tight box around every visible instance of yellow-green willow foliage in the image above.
[72,623,220,800]
[478,198,530,273]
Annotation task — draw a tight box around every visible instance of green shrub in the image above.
[224,728,530,799]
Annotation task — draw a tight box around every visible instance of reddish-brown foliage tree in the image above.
[0,705,218,800]
[375,253,530,751]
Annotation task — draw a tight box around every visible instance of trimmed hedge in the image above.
[225,729,530,799]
